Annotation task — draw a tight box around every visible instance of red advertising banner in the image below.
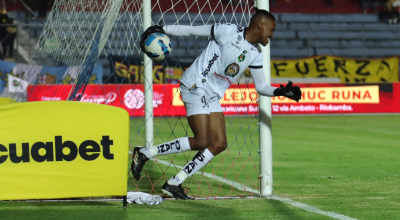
[28,83,400,116]
[271,83,400,114]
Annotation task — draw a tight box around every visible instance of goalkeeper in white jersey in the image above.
[132,8,302,200]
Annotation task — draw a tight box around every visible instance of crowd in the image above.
[0,9,16,60]
[0,0,51,60]
[377,0,400,24]
[268,0,399,25]
[361,0,400,24]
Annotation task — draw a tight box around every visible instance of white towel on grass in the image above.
[127,191,152,204]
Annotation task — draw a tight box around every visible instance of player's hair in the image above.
[250,8,276,23]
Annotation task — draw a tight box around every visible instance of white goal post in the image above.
[256,0,273,197]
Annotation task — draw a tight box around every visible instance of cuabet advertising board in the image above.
[0,101,129,200]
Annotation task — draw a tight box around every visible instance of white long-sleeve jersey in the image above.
[163,24,277,98]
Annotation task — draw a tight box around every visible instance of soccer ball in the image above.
[144,33,172,61]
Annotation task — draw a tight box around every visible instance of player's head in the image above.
[249,8,276,46]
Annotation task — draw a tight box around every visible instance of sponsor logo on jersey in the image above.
[202,54,219,77]
[238,54,246,62]
[231,42,241,50]
[213,72,232,84]
[237,26,244,33]
[236,35,242,44]
[224,63,240,78]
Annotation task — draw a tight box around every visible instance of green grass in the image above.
[1,115,400,220]
[129,116,261,198]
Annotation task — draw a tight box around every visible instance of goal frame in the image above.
[141,0,273,196]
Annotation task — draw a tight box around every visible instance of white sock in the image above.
[168,149,214,186]
[139,137,191,159]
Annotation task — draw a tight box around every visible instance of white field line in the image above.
[130,151,358,220]
[267,195,358,220]
[151,158,260,194]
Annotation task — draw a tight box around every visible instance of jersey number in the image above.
[201,96,209,108]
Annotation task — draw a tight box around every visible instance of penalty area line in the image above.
[130,151,358,220]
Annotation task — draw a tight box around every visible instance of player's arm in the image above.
[163,25,212,37]
[140,25,212,52]
[250,67,302,102]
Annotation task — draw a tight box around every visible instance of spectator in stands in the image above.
[378,5,398,24]
[1,16,16,57]
[360,0,382,13]
[386,0,400,9]
[389,5,399,23]
[38,0,49,18]
[0,9,9,56]
[326,0,334,6]
[0,43,3,60]
[393,0,400,7]
[270,0,292,7]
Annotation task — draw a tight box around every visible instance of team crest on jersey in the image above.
[224,63,240,77]
[236,35,242,44]
[238,54,246,62]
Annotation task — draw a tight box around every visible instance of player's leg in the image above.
[160,113,211,199]
[165,111,226,184]
[131,136,192,181]
[139,114,210,159]
[131,85,211,181]
[206,111,227,155]
[162,98,227,199]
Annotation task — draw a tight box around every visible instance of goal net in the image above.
[16,0,261,199]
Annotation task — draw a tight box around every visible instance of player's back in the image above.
[180,23,263,98]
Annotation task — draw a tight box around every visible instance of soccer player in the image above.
[132,8,302,200]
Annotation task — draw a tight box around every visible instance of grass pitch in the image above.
[1,114,399,220]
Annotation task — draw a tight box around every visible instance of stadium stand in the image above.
[6,0,400,63]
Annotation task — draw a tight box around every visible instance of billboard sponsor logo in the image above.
[41,96,62,101]
[319,104,353,111]
[124,89,145,109]
[153,92,164,108]
[272,104,353,112]
[272,86,379,103]
[0,136,114,164]
[222,89,258,105]
[273,105,316,112]
[79,92,117,104]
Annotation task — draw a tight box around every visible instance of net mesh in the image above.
[17,0,261,199]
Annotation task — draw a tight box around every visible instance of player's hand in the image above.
[140,25,166,53]
[274,81,302,102]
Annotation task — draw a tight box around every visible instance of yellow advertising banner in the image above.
[272,86,379,103]
[0,97,16,105]
[0,101,129,200]
[173,86,380,106]
[271,56,399,83]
